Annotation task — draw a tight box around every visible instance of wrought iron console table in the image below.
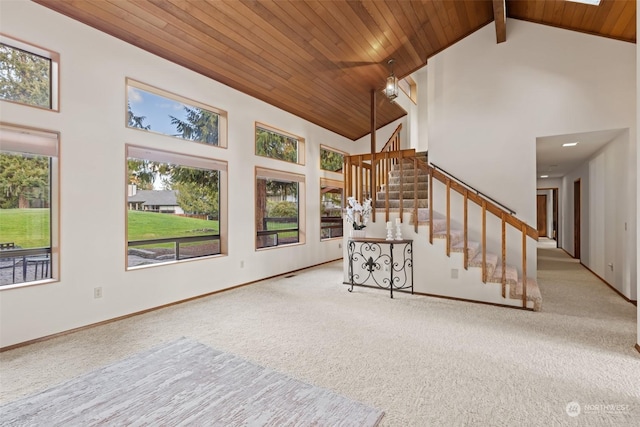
[347,238,413,298]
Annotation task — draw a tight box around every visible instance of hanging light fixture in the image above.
[384,58,398,101]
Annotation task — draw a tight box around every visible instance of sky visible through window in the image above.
[128,86,189,136]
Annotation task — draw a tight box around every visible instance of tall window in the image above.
[320,178,343,240]
[320,145,345,172]
[255,123,305,165]
[127,146,227,268]
[126,79,227,147]
[255,167,305,249]
[0,124,59,287]
[0,36,59,110]
[399,76,417,104]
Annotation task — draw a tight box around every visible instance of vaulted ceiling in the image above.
[33,0,635,141]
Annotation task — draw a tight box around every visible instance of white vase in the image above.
[350,229,366,238]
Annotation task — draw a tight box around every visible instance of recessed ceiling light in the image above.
[566,0,601,5]
[562,142,579,147]
[540,175,549,178]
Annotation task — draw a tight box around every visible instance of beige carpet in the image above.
[1,243,638,426]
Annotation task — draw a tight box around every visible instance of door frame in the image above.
[573,179,581,259]
[537,187,559,248]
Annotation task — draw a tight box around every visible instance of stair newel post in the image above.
[370,88,376,220]
[413,157,418,233]
[521,224,527,308]
[384,151,390,222]
[344,156,350,200]
[399,151,405,222]
[501,212,507,299]
[356,156,363,203]
[446,178,451,257]
[429,166,434,245]
[463,190,468,270]
[481,201,487,283]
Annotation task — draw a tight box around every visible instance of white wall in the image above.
[559,131,636,301]
[636,0,640,349]
[0,0,356,347]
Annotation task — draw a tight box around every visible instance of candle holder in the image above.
[386,221,394,240]
[395,224,403,240]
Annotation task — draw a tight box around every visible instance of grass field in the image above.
[0,209,50,248]
[127,210,218,241]
[0,209,219,248]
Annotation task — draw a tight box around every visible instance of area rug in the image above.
[0,338,383,426]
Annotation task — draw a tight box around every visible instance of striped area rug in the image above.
[1,338,383,426]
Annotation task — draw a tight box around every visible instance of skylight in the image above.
[562,142,579,147]
[566,0,601,6]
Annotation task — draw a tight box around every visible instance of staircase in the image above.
[344,127,542,311]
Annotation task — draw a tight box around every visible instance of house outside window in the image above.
[0,124,59,287]
[255,167,305,249]
[126,145,227,268]
[0,36,59,110]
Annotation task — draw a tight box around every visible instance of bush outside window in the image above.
[320,145,345,172]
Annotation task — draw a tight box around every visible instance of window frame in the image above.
[255,166,306,250]
[0,34,60,111]
[399,76,417,104]
[320,177,344,241]
[0,122,60,289]
[319,144,346,173]
[254,122,305,165]
[125,144,228,270]
[125,78,228,148]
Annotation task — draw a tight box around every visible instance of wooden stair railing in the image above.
[345,145,539,309]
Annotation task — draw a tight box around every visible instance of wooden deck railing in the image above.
[344,146,538,308]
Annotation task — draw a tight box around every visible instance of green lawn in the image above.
[127,210,219,241]
[0,209,50,248]
[0,209,219,248]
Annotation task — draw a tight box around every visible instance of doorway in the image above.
[537,194,547,237]
[573,179,581,259]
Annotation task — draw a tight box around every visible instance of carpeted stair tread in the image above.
[469,252,499,277]
[433,229,464,246]
[375,199,428,209]
[452,240,481,260]
[511,278,543,311]
[487,264,519,285]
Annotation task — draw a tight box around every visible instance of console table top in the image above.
[348,237,413,244]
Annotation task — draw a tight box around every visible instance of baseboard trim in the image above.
[342,283,533,311]
[579,262,637,305]
[0,258,342,353]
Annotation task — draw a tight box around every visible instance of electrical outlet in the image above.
[383,265,390,272]
[240,260,244,268]
[451,269,459,279]
[94,287,102,299]
[338,243,342,249]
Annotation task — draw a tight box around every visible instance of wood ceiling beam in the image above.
[493,0,507,44]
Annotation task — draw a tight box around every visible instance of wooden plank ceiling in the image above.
[32,0,635,141]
